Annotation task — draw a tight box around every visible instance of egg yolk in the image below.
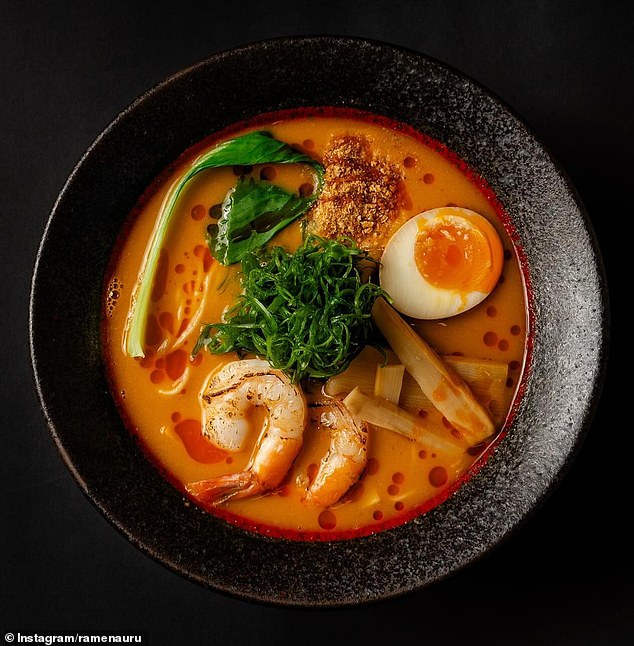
[414,218,501,294]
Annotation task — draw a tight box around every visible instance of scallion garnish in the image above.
[193,236,385,382]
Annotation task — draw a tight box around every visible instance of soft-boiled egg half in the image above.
[380,207,504,319]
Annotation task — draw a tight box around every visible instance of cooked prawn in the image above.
[303,397,368,507]
[186,359,307,504]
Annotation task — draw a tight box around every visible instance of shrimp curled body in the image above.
[303,398,368,507]
[186,359,307,504]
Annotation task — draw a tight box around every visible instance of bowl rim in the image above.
[29,35,609,607]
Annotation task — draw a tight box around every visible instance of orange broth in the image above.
[102,109,528,540]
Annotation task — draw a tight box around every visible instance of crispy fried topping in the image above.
[309,135,403,253]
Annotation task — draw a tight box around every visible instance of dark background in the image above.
[1,1,629,644]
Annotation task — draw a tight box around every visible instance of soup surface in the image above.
[103,108,528,539]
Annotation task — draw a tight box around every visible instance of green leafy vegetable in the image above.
[198,131,324,174]
[193,236,386,382]
[208,178,315,265]
[125,131,323,358]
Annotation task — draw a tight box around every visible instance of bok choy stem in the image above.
[124,131,323,358]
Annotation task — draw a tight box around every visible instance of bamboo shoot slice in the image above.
[343,387,464,456]
[371,297,494,443]
[324,347,509,426]
[325,367,375,398]
[374,364,405,404]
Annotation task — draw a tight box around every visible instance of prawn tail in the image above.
[185,471,260,505]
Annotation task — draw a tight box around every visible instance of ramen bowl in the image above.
[29,36,607,606]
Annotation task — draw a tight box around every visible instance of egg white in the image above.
[379,207,502,319]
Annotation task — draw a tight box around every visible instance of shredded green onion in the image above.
[194,236,385,382]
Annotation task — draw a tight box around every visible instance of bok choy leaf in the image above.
[125,131,323,358]
[208,178,315,265]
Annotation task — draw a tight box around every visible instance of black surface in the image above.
[1,1,629,643]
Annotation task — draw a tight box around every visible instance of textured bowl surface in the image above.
[30,36,607,607]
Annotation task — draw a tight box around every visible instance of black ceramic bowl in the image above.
[30,37,607,606]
